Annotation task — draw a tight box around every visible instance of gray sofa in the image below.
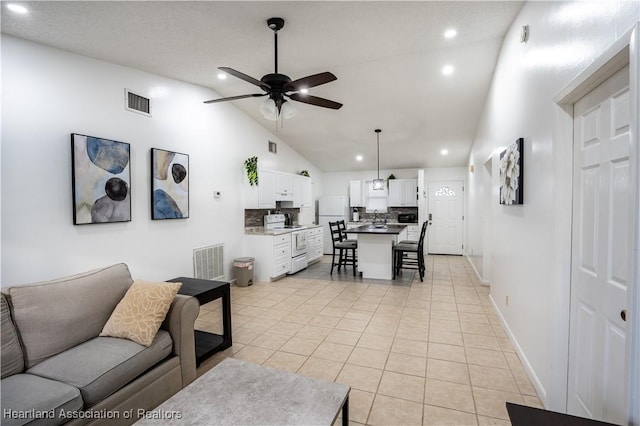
[1,263,200,426]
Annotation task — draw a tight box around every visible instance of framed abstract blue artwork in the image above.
[71,133,131,225]
[151,148,189,220]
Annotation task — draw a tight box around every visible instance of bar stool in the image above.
[337,220,357,243]
[392,220,428,281]
[329,221,358,276]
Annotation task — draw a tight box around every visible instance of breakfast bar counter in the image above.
[345,224,407,280]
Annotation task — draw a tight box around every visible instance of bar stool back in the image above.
[392,221,428,281]
[329,221,358,276]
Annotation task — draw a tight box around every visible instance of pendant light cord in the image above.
[376,129,382,180]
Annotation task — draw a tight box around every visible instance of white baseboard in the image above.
[489,294,548,407]
[466,254,490,285]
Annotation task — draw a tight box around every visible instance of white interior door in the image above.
[428,181,463,255]
[568,65,630,424]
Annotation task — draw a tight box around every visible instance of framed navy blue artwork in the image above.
[151,148,189,220]
[71,133,131,225]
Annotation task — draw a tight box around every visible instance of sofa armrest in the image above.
[161,294,199,387]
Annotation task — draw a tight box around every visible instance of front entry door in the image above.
[428,181,464,255]
[568,65,630,424]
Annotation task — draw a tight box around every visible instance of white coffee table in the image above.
[136,357,350,425]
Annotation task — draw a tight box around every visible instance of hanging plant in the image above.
[387,173,396,189]
[244,156,258,186]
[299,170,310,177]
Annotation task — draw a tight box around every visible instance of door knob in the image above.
[621,310,626,322]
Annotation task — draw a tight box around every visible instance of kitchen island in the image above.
[345,224,407,280]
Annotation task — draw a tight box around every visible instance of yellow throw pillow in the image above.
[100,280,182,346]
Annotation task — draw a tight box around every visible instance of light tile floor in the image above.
[195,255,542,425]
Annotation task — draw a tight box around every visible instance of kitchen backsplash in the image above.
[244,208,300,227]
[245,206,418,227]
[351,207,418,222]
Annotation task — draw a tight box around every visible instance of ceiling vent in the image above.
[125,89,151,116]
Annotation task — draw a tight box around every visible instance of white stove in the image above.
[264,214,308,274]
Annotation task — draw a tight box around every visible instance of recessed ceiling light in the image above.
[217,73,227,80]
[442,65,455,76]
[441,149,449,155]
[300,88,309,94]
[355,155,363,162]
[444,29,457,39]
[7,3,28,14]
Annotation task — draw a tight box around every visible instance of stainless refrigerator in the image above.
[318,195,351,254]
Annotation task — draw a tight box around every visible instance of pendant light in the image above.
[372,129,385,190]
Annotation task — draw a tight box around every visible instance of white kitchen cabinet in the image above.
[406,225,419,241]
[244,169,276,209]
[388,179,417,207]
[275,172,294,201]
[292,175,312,208]
[388,180,403,206]
[349,180,366,207]
[306,226,323,263]
[244,233,291,282]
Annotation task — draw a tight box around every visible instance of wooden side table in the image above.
[168,277,232,366]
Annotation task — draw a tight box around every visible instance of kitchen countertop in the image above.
[344,224,408,234]
[347,221,418,226]
[245,224,322,236]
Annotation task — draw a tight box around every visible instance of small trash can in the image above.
[233,257,255,287]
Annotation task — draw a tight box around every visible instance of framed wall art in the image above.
[499,137,524,205]
[151,148,189,220]
[71,133,131,225]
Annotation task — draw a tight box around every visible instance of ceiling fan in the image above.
[204,17,342,120]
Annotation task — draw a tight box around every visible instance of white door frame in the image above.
[554,23,640,423]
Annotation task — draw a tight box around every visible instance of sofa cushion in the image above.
[100,279,181,346]
[1,293,24,378]
[8,263,134,368]
[0,373,83,426]
[26,330,173,407]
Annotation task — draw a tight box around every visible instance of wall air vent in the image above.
[268,141,277,154]
[193,243,225,281]
[125,89,151,116]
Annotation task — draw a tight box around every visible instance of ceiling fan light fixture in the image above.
[281,100,297,119]
[260,98,278,121]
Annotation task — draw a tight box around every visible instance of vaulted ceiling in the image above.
[1,1,523,172]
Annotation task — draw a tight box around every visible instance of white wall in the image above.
[466,1,639,411]
[0,36,322,286]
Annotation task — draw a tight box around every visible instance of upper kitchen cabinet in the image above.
[292,175,312,208]
[275,172,294,201]
[244,169,276,209]
[388,179,417,207]
[349,180,366,207]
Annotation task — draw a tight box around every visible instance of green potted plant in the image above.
[244,156,258,186]
[299,170,310,177]
[387,173,395,189]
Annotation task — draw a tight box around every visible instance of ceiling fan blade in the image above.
[204,93,266,104]
[284,72,337,92]
[218,67,270,89]
[289,93,343,110]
